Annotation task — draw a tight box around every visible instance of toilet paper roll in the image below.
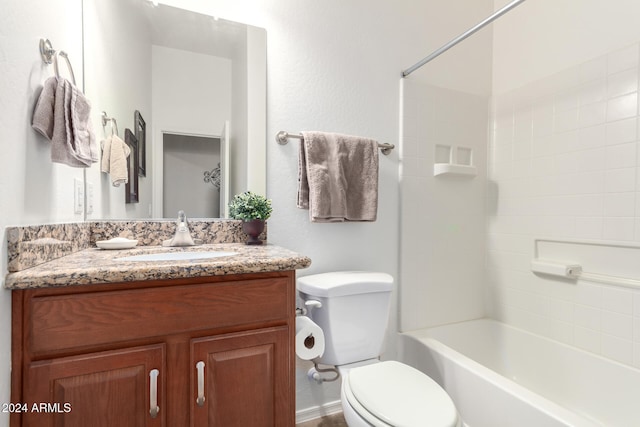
[295,316,325,360]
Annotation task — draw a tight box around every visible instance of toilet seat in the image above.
[345,361,458,427]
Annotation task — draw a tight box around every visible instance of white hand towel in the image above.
[101,135,112,173]
[298,131,379,222]
[108,134,131,187]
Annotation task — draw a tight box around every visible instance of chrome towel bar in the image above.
[276,131,394,155]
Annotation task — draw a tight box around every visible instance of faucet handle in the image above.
[178,210,187,224]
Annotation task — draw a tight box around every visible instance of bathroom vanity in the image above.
[6,238,311,427]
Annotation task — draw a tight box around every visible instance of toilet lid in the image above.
[346,361,458,427]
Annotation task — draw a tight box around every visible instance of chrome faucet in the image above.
[163,210,197,247]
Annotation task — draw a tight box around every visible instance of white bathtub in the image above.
[399,319,640,427]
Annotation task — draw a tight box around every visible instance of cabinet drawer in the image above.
[29,277,290,355]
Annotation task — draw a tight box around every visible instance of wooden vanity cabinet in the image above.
[11,271,296,427]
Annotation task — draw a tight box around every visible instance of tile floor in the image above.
[296,412,348,427]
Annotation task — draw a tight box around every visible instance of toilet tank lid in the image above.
[297,271,393,297]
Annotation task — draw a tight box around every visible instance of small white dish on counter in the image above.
[96,237,139,250]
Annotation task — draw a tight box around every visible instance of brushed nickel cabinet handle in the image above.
[196,361,205,406]
[149,369,160,418]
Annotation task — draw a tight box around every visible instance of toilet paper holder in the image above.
[296,299,322,316]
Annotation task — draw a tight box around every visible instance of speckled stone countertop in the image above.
[5,244,311,290]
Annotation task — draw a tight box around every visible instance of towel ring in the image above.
[53,51,77,86]
[39,39,55,64]
[101,112,119,136]
[40,39,77,85]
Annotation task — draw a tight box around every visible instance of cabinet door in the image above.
[191,326,292,427]
[23,344,165,427]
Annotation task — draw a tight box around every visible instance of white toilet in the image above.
[297,271,460,427]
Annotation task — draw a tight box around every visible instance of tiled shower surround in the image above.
[487,42,640,369]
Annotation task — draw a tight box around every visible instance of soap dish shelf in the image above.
[433,163,477,177]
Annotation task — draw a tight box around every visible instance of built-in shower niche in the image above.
[434,144,478,177]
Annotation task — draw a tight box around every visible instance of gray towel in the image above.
[32,76,98,168]
[298,131,379,222]
[67,79,98,165]
[31,76,58,139]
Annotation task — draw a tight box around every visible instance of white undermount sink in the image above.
[118,251,238,262]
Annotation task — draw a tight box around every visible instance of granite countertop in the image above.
[5,243,311,290]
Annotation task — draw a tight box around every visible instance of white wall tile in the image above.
[574,217,604,239]
[606,142,637,169]
[606,117,637,145]
[577,124,606,150]
[601,334,633,365]
[576,283,603,308]
[547,319,574,344]
[532,104,554,138]
[575,304,602,330]
[603,217,635,240]
[607,68,638,98]
[549,298,574,322]
[604,192,636,217]
[601,311,633,339]
[607,93,638,121]
[634,292,640,317]
[602,286,635,314]
[487,44,640,370]
[579,79,607,105]
[554,109,579,133]
[605,168,636,192]
[574,325,602,354]
[576,148,606,172]
[578,102,607,128]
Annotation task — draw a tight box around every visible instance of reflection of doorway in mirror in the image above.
[162,133,222,218]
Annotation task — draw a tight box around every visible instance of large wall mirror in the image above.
[83,0,266,219]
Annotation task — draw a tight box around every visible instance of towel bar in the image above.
[276,131,394,155]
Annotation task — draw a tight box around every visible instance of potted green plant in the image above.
[228,191,273,245]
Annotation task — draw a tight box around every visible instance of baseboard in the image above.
[295,400,343,423]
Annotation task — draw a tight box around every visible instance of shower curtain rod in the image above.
[401,0,528,78]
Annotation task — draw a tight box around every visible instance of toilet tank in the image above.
[297,271,394,366]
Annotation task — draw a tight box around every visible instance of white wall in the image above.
[488,0,640,369]
[0,0,83,425]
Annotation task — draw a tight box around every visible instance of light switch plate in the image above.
[74,178,84,214]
